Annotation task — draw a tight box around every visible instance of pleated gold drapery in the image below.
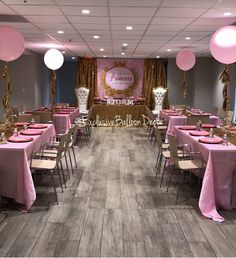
[143,59,169,110]
[76,57,97,109]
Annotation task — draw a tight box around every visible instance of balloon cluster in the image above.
[175,25,236,71]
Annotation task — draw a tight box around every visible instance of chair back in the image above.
[10,106,19,116]
[71,124,79,146]
[154,127,164,153]
[212,107,218,116]
[56,103,69,108]
[226,110,234,124]
[64,127,74,152]
[56,133,68,164]
[33,111,53,123]
[167,133,180,167]
[186,115,209,125]
[74,87,89,112]
[16,114,40,123]
[145,106,155,121]
[153,87,167,114]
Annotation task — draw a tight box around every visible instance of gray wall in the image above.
[0,52,49,119]
[57,60,77,106]
[167,57,236,117]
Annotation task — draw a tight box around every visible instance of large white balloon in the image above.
[44,49,64,70]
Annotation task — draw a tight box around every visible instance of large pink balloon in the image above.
[176,49,196,71]
[210,26,236,64]
[0,26,25,62]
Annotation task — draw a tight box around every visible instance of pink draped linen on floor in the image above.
[0,124,56,210]
[174,126,236,222]
[53,108,79,134]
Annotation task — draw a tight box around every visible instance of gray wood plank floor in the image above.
[1,127,236,257]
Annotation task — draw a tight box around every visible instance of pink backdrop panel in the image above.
[97,58,144,100]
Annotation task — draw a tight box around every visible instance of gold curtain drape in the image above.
[76,57,97,109]
[143,59,169,110]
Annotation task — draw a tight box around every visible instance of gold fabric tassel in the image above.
[50,70,57,105]
[219,66,230,111]
[182,71,187,98]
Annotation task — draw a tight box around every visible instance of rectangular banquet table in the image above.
[53,108,79,134]
[174,126,236,222]
[160,111,222,133]
[0,124,56,210]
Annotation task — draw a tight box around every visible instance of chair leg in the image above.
[175,170,184,204]
[156,154,162,178]
[64,154,70,179]
[166,166,175,192]
[72,146,77,168]
[68,150,74,174]
[59,161,67,188]
[148,126,152,140]
[160,159,167,188]
[155,151,160,168]
[56,165,63,192]
[51,171,58,205]
[85,127,89,143]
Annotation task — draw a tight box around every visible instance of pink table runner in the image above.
[0,124,56,210]
[174,126,236,222]
[53,108,79,134]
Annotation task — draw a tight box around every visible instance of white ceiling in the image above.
[0,0,236,59]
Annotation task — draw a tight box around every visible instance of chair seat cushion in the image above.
[31,159,56,170]
[162,143,169,149]
[178,160,203,170]
[152,110,159,115]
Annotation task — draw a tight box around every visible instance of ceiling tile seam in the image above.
[107,0,114,57]
[52,0,95,57]
[149,0,226,57]
[3,0,75,56]
[130,0,165,58]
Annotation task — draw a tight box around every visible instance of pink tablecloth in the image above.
[174,126,236,222]
[0,124,56,210]
[53,108,79,134]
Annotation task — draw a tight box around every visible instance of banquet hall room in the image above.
[1,0,236,257]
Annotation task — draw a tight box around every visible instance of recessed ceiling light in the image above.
[103,55,106,58]
[61,51,66,54]
[72,57,76,60]
[81,9,90,14]
[156,55,160,58]
[167,49,171,52]
[185,36,191,40]
[100,48,104,51]
[123,43,128,46]
[126,26,133,30]
[223,12,232,16]
[93,35,100,39]
[57,30,64,34]
[121,52,125,55]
